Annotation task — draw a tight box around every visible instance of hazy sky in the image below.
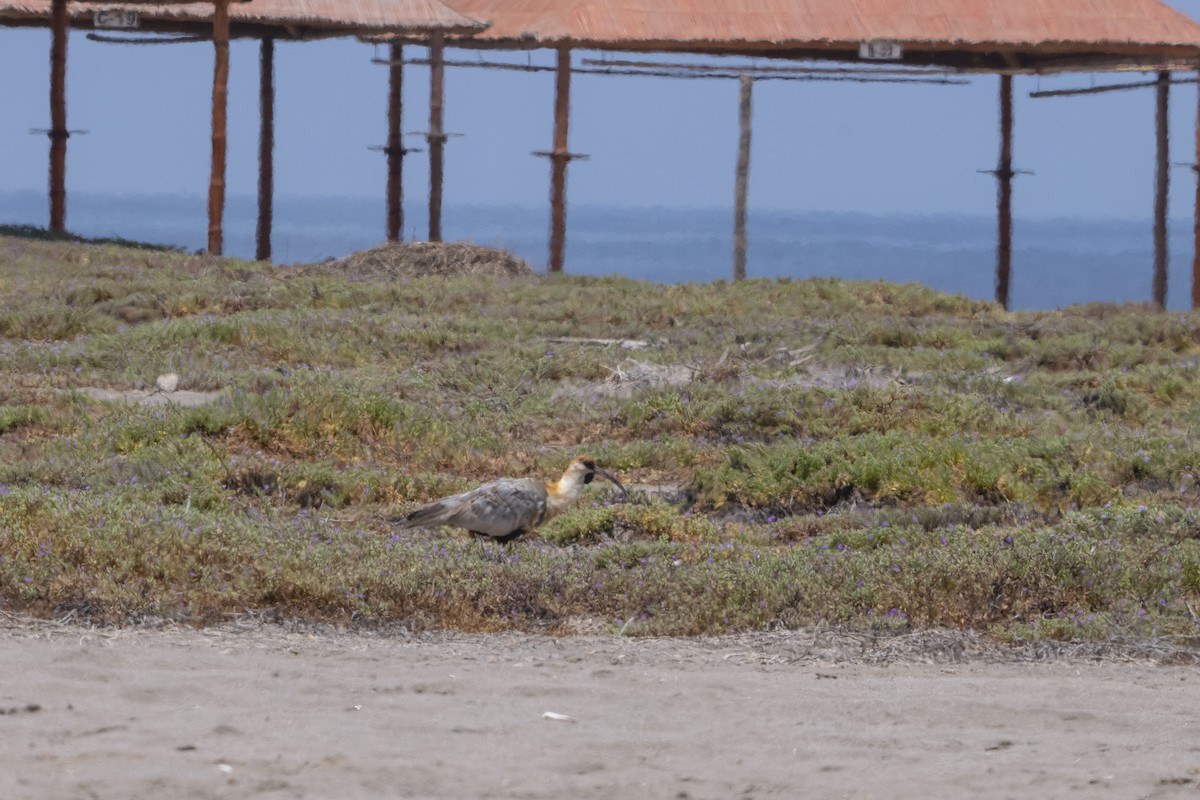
[3,1,1200,222]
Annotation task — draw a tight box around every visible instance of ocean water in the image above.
[1,189,1195,311]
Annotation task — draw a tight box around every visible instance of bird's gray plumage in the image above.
[402,477,549,540]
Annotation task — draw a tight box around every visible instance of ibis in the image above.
[399,457,628,543]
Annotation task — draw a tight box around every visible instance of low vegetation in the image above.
[3,229,1200,643]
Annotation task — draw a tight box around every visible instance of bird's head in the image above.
[555,457,629,500]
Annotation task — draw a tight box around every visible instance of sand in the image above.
[2,617,1199,799]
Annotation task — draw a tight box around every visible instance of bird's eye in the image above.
[583,473,595,484]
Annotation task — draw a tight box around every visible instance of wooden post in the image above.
[995,74,1014,310]
[387,42,404,242]
[207,0,231,255]
[548,46,572,273]
[428,32,445,243]
[732,75,753,281]
[1154,70,1170,309]
[48,0,68,232]
[1193,65,1200,310]
[255,36,275,262]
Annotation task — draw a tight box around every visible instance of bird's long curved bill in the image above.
[594,466,629,500]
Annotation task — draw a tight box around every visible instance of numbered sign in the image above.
[94,9,140,29]
[859,40,903,60]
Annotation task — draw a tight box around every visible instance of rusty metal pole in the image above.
[1193,65,1200,310]
[995,74,1014,310]
[732,75,753,281]
[48,0,68,232]
[255,36,275,262]
[386,42,404,242]
[207,0,231,255]
[427,31,445,243]
[548,46,572,273]
[1154,70,1170,309]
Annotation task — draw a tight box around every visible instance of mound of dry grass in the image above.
[306,241,535,280]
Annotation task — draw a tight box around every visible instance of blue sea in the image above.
[1,189,1195,311]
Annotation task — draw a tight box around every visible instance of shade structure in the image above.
[9,0,1200,307]
[0,0,484,253]
[428,0,1200,307]
[444,0,1200,69]
[0,0,485,37]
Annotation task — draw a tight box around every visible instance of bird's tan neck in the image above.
[545,474,586,515]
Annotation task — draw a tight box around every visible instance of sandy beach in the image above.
[3,617,1199,799]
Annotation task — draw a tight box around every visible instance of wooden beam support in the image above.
[207,0,231,255]
[1194,66,1200,310]
[395,56,964,85]
[387,42,404,242]
[427,31,445,243]
[48,0,68,232]
[995,74,1014,310]
[732,75,753,281]
[255,36,275,262]
[1030,76,1200,99]
[548,46,572,273]
[1154,70,1170,309]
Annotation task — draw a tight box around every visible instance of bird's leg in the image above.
[469,532,511,563]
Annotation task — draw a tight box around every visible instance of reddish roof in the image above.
[230,0,485,32]
[0,0,485,34]
[449,0,1200,52]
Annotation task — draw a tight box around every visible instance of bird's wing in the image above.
[443,478,547,537]
[410,478,547,537]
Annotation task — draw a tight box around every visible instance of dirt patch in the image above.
[763,363,915,390]
[555,355,920,402]
[3,615,1200,800]
[301,241,535,280]
[555,358,696,400]
[72,387,224,408]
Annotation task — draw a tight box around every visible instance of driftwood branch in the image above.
[548,337,651,350]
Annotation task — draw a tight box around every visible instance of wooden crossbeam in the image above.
[381,57,967,85]
[1030,76,1200,98]
[86,33,208,44]
[583,58,955,77]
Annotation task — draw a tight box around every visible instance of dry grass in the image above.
[302,241,535,280]
[3,228,1200,646]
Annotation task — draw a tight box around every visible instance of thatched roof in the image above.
[234,0,484,32]
[0,0,486,36]
[444,0,1200,69]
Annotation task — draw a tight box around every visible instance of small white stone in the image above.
[155,373,180,393]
